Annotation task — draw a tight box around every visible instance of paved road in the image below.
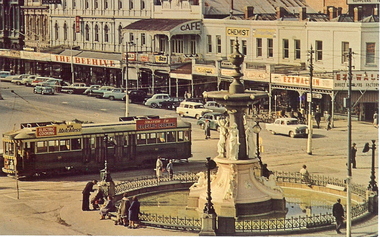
[0,82,378,235]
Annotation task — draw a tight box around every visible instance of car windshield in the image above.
[194,105,205,109]
[287,120,299,125]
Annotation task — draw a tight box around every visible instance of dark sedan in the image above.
[160,97,185,110]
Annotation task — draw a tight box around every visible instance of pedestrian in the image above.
[166,159,174,180]
[91,188,105,210]
[332,198,345,234]
[299,165,312,187]
[205,119,211,139]
[351,143,357,169]
[315,111,322,128]
[128,196,141,229]
[373,111,378,128]
[117,193,131,226]
[325,112,332,130]
[99,195,116,220]
[82,180,98,211]
[155,156,163,184]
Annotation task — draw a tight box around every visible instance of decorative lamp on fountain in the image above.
[188,38,286,218]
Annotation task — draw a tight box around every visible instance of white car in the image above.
[204,101,227,114]
[176,101,212,119]
[144,93,170,108]
[265,118,308,138]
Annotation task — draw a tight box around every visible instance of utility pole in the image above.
[346,48,353,237]
[306,46,314,155]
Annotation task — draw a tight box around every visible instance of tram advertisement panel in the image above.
[136,118,177,131]
[36,124,82,137]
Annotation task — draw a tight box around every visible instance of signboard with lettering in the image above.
[334,71,379,91]
[347,0,379,4]
[75,16,80,33]
[36,124,82,137]
[136,118,177,131]
[155,55,168,64]
[171,21,201,35]
[272,74,334,89]
[253,29,276,38]
[42,0,62,3]
[193,66,216,76]
[52,55,120,68]
[226,27,250,37]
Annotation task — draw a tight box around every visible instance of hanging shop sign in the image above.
[75,16,81,33]
[272,74,334,89]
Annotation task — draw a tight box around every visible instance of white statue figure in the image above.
[224,164,237,200]
[245,119,256,158]
[229,123,240,160]
[217,117,228,157]
[190,172,206,189]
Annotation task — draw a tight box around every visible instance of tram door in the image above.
[82,136,92,163]
[127,134,136,161]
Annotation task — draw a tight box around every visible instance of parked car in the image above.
[0,71,11,81]
[204,101,227,114]
[160,97,184,110]
[31,76,54,86]
[20,75,37,86]
[197,112,225,130]
[87,86,115,97]
[103,88,127,100]
[83,85,101,95]
[176,101,212,119]
[61,83,90,94]
[184,98,204,104]
[33,83,55,95]
[127,89,148,103]
[10,74,31,85]
[144,93,170,108]
[265,118,308,138]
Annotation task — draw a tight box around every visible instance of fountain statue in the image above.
[188,39,286,218]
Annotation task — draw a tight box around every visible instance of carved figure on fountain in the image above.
[217,117,229,158]
[228,123,240,160]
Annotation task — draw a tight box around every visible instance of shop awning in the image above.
[170,63,192,80]
[52,50,122,69]
[123,19,201,36]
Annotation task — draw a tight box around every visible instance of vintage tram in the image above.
[2,116,191,178]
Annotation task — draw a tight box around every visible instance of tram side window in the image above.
[157,132,165,143]
[166,131,176,142]
[4,142,15,155]
[147,133,156,144]
[71,138,81,150]
[178,131,184,141]
[137,133,147,145]
[60,139,70,151]
[90,137,96,149]
[36,141,48,153]
[184,130,190,141]
[48,140,59,152]
[124,135,128,146]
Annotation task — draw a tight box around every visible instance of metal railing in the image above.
[113,171,369,233]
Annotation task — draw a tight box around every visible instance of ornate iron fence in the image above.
[113,171,369,233]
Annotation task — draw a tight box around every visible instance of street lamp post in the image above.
[200,156,217,236]
[363,140,378,193]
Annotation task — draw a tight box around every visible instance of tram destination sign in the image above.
[36,124,82,137]
[136,118,177,131]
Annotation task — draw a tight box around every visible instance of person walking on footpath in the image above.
[373,111,378,128]
[205,119,211,139]
[315,111,322,128]
[351,143,357,169]
[117,193,131,226]
[128,196,141,229]
[333,198,345,234]
[166,159,174,180]
[82,180,98,211]
[299,165,312,187]
[325,112,332,130]
[155,156,163,184]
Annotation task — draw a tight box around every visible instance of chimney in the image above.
[354,7,362,22]
[374,7,379,16]
[299,7,307,21]
[245,6,254,19]
[328,7,337,20]
[276,7,285,19]
[337,7,342,16]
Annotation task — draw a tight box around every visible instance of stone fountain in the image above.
[188,41,286,219]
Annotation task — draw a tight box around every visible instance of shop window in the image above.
[366,42,376,65]
[267,38,273,58]
[294,39,301,60]
[315,40,323,61]
[256,38,262,57]
[216,35,221,53]
[283,39,289,59]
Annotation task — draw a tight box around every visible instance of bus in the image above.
[2,116,191,178]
